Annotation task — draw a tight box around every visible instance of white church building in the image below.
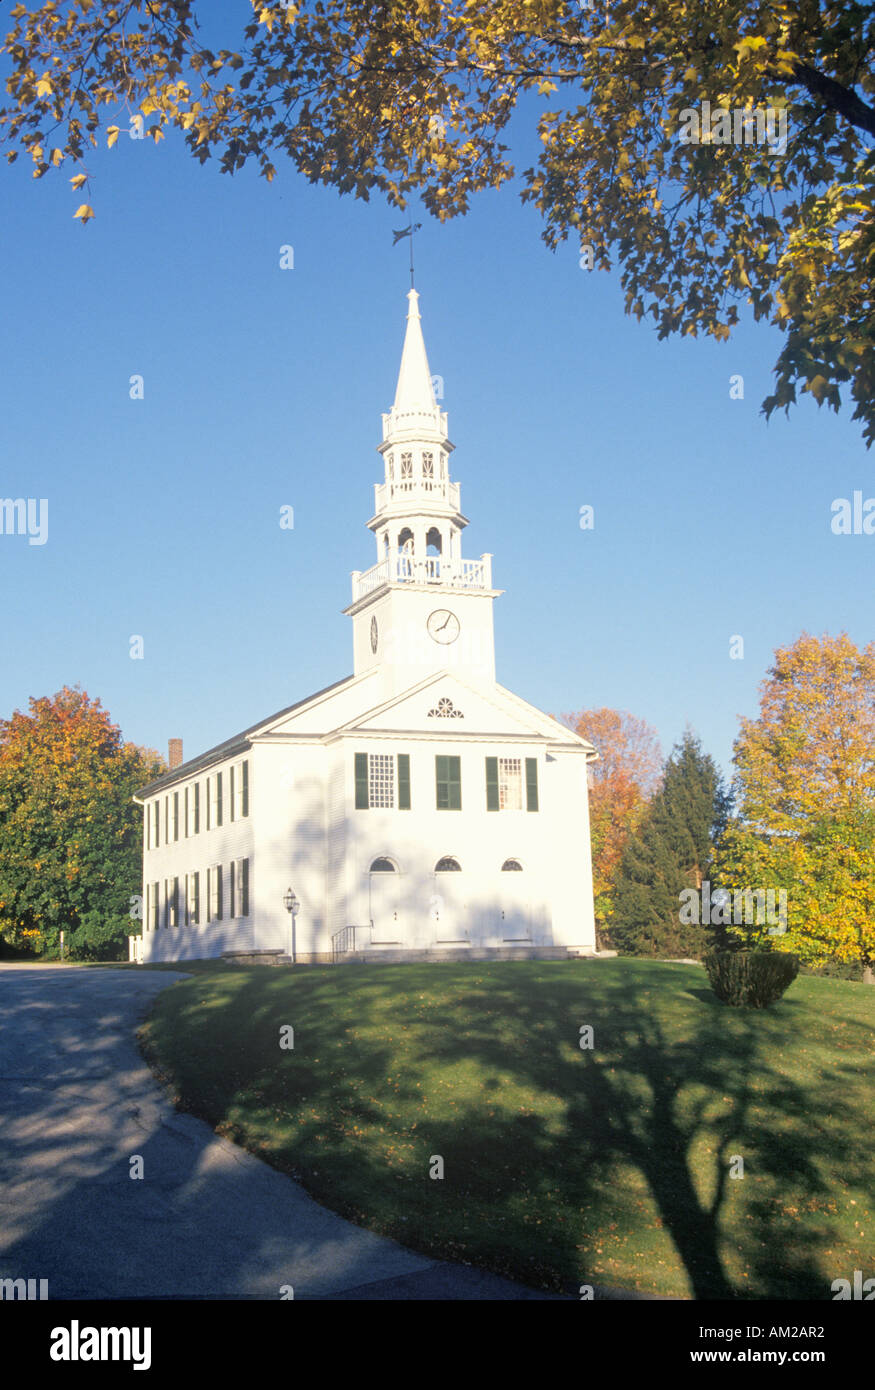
[134,289,598,964]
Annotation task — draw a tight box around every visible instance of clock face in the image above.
[370,616,379,654]
[427,609,460,645]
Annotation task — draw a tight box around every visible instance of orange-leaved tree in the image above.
[0,686,164,959]
[561,707,662,945]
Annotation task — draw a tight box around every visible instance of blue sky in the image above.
[1,18,872,782]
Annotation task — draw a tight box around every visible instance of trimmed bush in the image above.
[703,949,800,1008]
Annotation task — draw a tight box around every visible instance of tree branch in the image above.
[789,60,875,139]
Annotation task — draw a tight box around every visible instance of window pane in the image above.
[368,753,394,808]
[498,758,522,810]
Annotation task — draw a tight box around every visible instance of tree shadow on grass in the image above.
[144,960,873,1299]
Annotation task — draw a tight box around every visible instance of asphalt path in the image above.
[0,964,582,1299]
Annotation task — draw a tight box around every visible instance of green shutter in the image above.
[526,757,539,811]
[486,757,499,811]
[194,782,199,834]
[229,766,235,822]
[437,755,461,810]
[241,760,249,816]
[450,756,461,809]
[398,753,411,810]
[241,858,249,916]
[436,755,448,809]
[216,772,223,826]
[355,753,369,809]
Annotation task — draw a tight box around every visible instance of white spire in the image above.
[392,289,437,414]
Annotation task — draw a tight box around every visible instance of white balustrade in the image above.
[352,550,493,601]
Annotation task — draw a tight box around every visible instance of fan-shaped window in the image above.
[501,859,523,871]
[370,857,397,873]
[435,857,461,872]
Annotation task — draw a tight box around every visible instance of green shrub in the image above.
[801,959,865,982]
[703,949,800,1007]
[68,911,132,962]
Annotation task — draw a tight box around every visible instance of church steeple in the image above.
[391,289,438,419]
[345,287,500,695]
[370,288,464,566]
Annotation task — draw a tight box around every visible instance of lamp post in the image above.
[283,887,299,965]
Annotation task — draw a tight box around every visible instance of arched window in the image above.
[426,527,442,556]
[501,859,523,871]
[370,857,397,872]
[435,856,461,872]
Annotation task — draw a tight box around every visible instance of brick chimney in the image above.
[168,738,183,770]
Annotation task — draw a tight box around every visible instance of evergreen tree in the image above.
[610,730,729,958]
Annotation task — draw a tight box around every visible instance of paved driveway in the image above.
[0,965,569,1299]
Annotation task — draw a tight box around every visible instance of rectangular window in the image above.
[149,881,160,932]
[499,758,523,810]
[165,791,179,842]
[436,755,462,810]
[354,753,410,809]
[208,865,223,922]
[231,858,250,917]
[526,757,539,812]
[186,871,200,926]
[368,753,394,808]
[230,760,249,821]
[207,772,223,829]
[165,877,179,928]
[186,783,200,837]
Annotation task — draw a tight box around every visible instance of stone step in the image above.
[336,946,574,964]
[221,950,293,967]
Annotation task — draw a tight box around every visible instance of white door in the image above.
[498,863,531,943]
[431,865,466,945]
[369,869,404,944]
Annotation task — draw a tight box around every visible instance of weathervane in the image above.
[392,219,423,288]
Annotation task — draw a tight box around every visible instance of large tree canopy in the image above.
[2,1,874,440]
[714,632,875,977]
[0,686,164,959]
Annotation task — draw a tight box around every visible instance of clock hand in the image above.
[438,615,451,630]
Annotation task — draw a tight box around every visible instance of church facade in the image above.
[135,290,598,963]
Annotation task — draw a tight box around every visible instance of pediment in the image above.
[336,672,593,747]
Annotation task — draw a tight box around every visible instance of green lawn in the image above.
[137,959,875,1299]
